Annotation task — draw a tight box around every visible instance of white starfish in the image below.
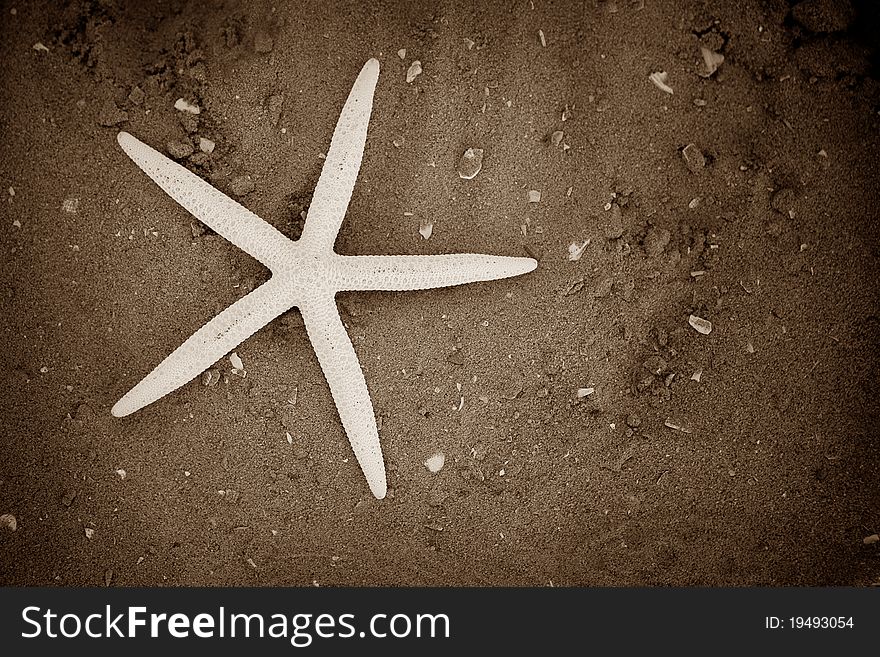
[111,58,537,499]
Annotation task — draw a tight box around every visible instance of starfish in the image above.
[111,58,537,499]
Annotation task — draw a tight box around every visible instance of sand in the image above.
[0,0,877,586]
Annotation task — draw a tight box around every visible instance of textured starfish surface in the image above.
[111,58,537,499]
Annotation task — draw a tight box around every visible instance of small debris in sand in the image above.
[62,197,80,214]
[267,94,284,126]
[128,86,145,106]
[690,369,703,382]
[229,352,244,371]
[699,47,724,77]
[419,221,433,240]
[425,452,445,473]
[682,144,706,172]
[568,240,589,261]
[771,188,796,216]
[84,527,95,540]
[33,42,50,52]
[406,60,422,83]
[397,48,406,59]
[199,137,215,154]
[286,432,293,445]
[538,29,547,47]
[220,489,240,503]
[688,314,713,335]
[643,226,671,256]
[115,469,126,480]
[230,175,255,197]
[562,277,586,297]
[745,341,755,354]
[457,148,484,179]
[562,105,571,122]
[61,490,77,507]
[577,387,595,398]
[550,130,564,147]
[247,557,258,570]
[166,139,194,159]
[864,534,879,545]
[174,98,200,114]
[649,71,673,94]
[463,38,475,50]
[528,190,542,203]
[626,414,642,428]
[0,514,16,532]
[98,100,128,127]
[104,569,113,586]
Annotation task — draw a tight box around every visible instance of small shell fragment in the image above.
[538,29,546,47]
[33,42,50,52]
[425,452,445,473]
[457,147,484,179]
[864,534,880,545]
[84,527,95,540]
[690,369,703,382]
[664,418,692,433]
[397,48,406,60]
[419,221,433,240]
[649,71,674,94]
[682,144,706,172]
[528,190,542,203]
[202,368,220,386]
[115,469,126,480]
[199,137,215,154]
[229,351,244,371]
[577,387,595,398]
[0,513,16,532]
[550,130,564,147]
[568,240,589,261]
[286,432,293,445]
[688,314,712,335]
[174,98,201,114]
[700,47,724,77]
[406,60,422,83]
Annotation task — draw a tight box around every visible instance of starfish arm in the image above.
[117,132,292,272]
[299,292,387,499]
[112,278,295,417]
[299,59,379,252]
[335,253,538,291]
